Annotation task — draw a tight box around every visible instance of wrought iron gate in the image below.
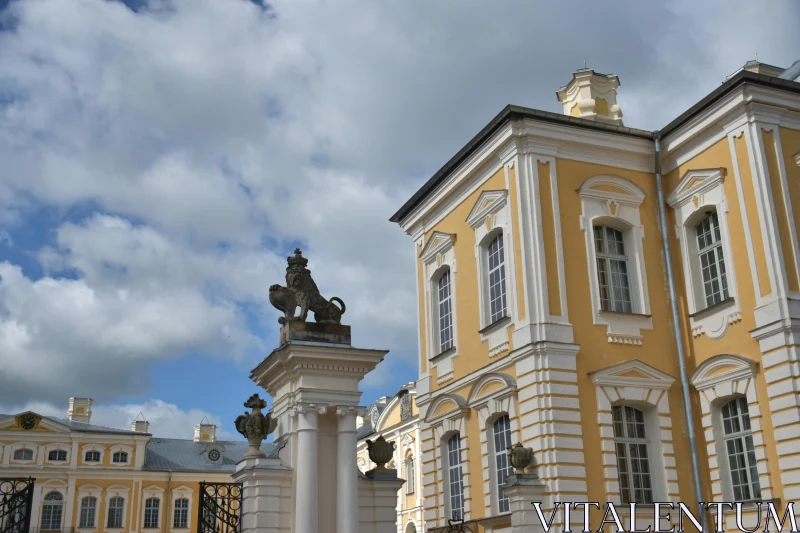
[0,478,34,533]
[198,481,242,533]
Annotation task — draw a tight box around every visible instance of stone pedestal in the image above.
[503,473,547,533]
[358,474,406,533]
[233,456,292,533]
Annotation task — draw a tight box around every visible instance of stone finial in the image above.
[365,435,396,478]
[234,394,276,458]
[507,442,535,475]
[268,249,346,325]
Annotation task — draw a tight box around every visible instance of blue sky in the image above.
[0,0,798,439]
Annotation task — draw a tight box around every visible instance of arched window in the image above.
[173,498,190,529]
[13,449,33,461]
[437,269,454,353]
[594,225,632,313]
[487,233,508,323]
[612,405,653,504]
[40,491,63,531]
[695,212,729,307]
[48,450,67,462]
[721,397,761,501]
[405,454,415,494]
[85,450,101,463]
[445,434,465,520]
[143,497,160,529]
[79,496,97,528]
[492,415,514,513]
[107,497,125,528]
[112,451,128,464]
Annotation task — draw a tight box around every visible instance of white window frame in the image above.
[104,486,130,530]
[593,225,633,313]
[141,485,164,531]
[490,414,513,513]
[82,444,105,465]
[40,490,64,532]
[44,443,70,465]
[405,453,415,495]
[109,444,132,466]
[12,447,34,463]
[76,484,102,532]
[143,497,160,529]
[466,190,518,358]
[420,231,459,385]
[611,405,654,504]
[719,397,761,502]
[445,433,465,522]
[579,176,652,345]
[171,485,194,531]
[694,212,730,307]
[426,394,471,524]
[435,268,454,354]
[667,168,741,339]
[79,495,98,529]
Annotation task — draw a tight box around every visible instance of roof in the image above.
[0,413,146,435]
[390,70,800,225]
[143,438,278,472]
[357,423,375,440]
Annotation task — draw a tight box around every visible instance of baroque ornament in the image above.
[507,442,534,474]
[365,435,395,476]
[269,249,346,325]
[234,394,277,458]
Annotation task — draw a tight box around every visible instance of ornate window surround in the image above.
[590,360,677,505]
[666,168,741,339]
[419,231,459,385]
[690,355,772,502]
[104,485,130,530]
[579,175,652,345]
[466,372,519,517]
[81,443,105,465]
[9,442,37,464]
[109,444,132,466]
[171,486,194,530]
[43,443,70,465]
[466,189,518,358]
[77,484,102,532]
[141,485,165,531]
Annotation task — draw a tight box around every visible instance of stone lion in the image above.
[269,249,346,325]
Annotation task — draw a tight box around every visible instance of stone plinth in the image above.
[279,320,351,345]
[233,456,292,533]
[504,473,547,533]
[359,474,406,533]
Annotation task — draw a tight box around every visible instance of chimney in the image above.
[556,69,623,125]
[130,413,150,433]
[194,416,217,443]
[67,397,93,424]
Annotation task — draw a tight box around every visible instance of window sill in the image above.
[689,296,735,318]
[598,310,651,319]
[479,316,511,335]
[429,346,456,362]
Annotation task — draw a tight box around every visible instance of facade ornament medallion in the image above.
[269,249,346,325]
[507,442,535,475]
[234,394,277,458]
[400,390,412,422]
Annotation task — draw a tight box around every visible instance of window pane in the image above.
[447,435,465,520]
[493,415,513,513]
[613,407,652,504]
[696,213,729,307]
[438,270,453,353]
[174,498,189,529]
[487,234,507,323]
[594,225,632,313]
[80,497,97,528]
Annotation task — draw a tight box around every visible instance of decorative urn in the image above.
[507,442,534,474]
[365,435,395,475]
[234,394,277,459]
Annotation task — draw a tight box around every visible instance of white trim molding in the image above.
[420,231,459,385]
[427,396,472,524]
[667,167,742,339]
[590,360,678,504]
[9,442,37,465]
[103,484,130,531]
[43,442,71,465]
[76,484,103,532]
[466,189,517,357]
[579,175,652,345]
[141,484,165,531]
[109,444,133,466]
[171,485,195,530]
[81,443,105,465]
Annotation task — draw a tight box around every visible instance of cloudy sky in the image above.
[0,0,798,439]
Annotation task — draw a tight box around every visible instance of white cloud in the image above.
[0,399,237,440]
[0,0,798,408]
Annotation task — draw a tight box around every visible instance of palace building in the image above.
[391,60,800,532]
[0,397,266,533]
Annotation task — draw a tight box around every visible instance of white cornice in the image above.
[418,231,455,263]
[666,168,726,209]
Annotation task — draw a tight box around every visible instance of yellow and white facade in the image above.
[391,61,800,532]
[356,384,424,533]
[1,397,243,533]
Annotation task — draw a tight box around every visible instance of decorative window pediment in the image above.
[690,354,757,392]
[590,359,675,390]
[419,232,456,263]
[466,190,508,229]
[467,372,517,406]
[423,394,469,425]
[579,175,646,207]
[666,168,726,210]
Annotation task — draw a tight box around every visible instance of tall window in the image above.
[696,213,729,307]
[112,451,128,464]
[143,497,160,528]
[405,455,415,494]
[173,498,190,529]
[85,450,101,463]
[612,405,653,504]
[40,492,63,531]
[107,497,125,528]
[13,449,33,461]
[79,497,97,528]
[438,270,454,353]
[487,234,508,323]
[721,397,761,501]
[493,415,514,513]
[446,434,465,521]
[48,450,67,462]
[594,225,632,313]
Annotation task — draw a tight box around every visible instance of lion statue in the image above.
[269,249,346,325]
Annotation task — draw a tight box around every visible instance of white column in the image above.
[63,478,76,530]
[295,406,319,533]
[28,484,43,531]
[336,408,358,533]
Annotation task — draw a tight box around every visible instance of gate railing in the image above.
[0,478,35,533]
[197,482,242,533]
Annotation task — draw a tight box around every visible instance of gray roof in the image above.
[357,423,375,441]
[0,413,144,435]
[143,438,278,472]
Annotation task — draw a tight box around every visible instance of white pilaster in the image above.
[295,406,319,533]
[336,407,359,533]
[63,478,76,530]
